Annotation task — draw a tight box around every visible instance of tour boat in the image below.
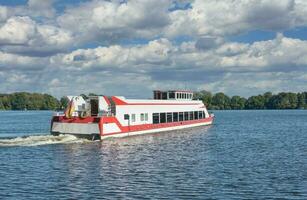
[51,90,214,140]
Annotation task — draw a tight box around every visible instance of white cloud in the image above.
[57,0,171,44]
[0,50,48,70]
[51,34,307,75]
[166,0,307,37]
[0,16,36,45]
[51,38,173,70]
[0,16,73,56]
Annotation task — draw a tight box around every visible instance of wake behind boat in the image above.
[51,90,214,140]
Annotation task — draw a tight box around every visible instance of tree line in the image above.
[194,91,307,110]
[0,92,60,110]
[0,91,306,110]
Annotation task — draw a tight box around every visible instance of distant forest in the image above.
[194,91,307,110]
[0,91,306,110]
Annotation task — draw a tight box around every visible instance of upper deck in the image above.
[61,90,202,118]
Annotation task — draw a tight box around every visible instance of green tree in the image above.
[42,94,60,110]
[230,96,246,109]
[245,95,265,109]
[211,92,231,110]
[10,93,28,110]
[0,99,4,110]
[194,90,212,108]
[297,92,307,109]
[0,96,11,109]
[263,92,273,109]
[60,96,69,110]
[0,92,60,110]
[268,92,298,109]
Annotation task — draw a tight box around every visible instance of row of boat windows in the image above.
[175,93,193,99]
[130,113,148,122]
[167,92,193,99]
[152,111,205,124]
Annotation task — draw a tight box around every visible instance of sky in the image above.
[0,0,306,98]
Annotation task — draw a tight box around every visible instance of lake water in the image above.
[0,110,306,199]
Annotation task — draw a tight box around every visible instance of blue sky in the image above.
[0,0,306,98]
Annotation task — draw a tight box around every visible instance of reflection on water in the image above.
[0,110,306,199]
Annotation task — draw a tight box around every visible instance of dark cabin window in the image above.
[153,113,159,124]
[90,99,99,116]
[189,111,194,120]
[199,111,203,119]
[173,112,178,122]
[169,92,175,99]
[179,112,184,121]
[194,111,199,120]
[184,112,189,121]
[162,92,167,99]
[160,113,166,123]
[124,114,129,120]
[167,113,173,123]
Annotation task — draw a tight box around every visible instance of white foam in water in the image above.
[0,134,91,147]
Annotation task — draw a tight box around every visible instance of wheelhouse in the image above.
[153,90,194,100]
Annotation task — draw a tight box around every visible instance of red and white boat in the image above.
[51,90,214,140]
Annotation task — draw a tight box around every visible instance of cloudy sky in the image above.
[0,0,306,98]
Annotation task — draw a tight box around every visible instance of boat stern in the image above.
[51,116,102,140]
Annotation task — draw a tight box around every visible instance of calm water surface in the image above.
[0,110,306,199]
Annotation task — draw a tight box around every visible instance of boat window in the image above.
[90,99,99,116]
[203,111,206,118]
[199,111,203,119]
[173,112,178,122]
[153,113,159,124]
[160,113,166,123]
[162,92,167,100]
[169,92,175,99]
[184,112,189,121]
[189,111,194,120]
[131,114,136,122]
[145,113,148,121]
[179,112,184,121]
[176,93,179,99]
[167,113,172,123]
[194,111,198,120]
[140,113,145,121]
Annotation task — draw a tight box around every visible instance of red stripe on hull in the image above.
[53,116,100,123]
[101,116,214,136]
